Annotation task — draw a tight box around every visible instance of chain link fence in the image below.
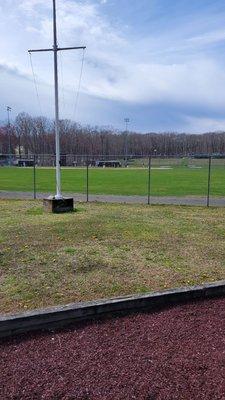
[0,154,224,206]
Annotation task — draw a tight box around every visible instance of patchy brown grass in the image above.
[0,200,224,314]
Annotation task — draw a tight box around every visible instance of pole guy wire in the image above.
[29,52,43,116]
[73,48,85,121]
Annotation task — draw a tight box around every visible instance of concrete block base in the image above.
[43,197,74,213]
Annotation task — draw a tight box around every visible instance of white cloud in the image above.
[1,0,225,132]
[0,60,30,80]
[187,29,225,46]
[185,116,225,133]
[19,0,49,13]
[17,0,225,113]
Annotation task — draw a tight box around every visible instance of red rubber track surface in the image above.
[1,298,225,400]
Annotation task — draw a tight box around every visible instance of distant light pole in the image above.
[124,118,129,166]
[7,106,12,165]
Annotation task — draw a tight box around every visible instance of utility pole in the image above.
[7,106,12,165]
[124,117,129,166]
[28,0,86,206]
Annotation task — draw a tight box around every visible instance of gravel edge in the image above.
[0,191,225,206]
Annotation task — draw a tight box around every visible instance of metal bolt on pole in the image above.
[207,155,212,207]
[147,156,152,205]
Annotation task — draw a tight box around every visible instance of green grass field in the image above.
[1,200,225,314]
[0,164,225,196]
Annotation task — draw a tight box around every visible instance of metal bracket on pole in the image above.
[28,47,86,53]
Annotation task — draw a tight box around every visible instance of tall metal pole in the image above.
[53,0,62,199]
[28,0,86,201]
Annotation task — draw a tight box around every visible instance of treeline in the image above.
[0,112,225,156]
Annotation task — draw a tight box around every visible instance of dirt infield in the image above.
[1,297,225,400]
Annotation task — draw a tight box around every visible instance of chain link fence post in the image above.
[147,155,152,205]
[33,154,36,200]
[207,155,212,207]
[86,158,89,203]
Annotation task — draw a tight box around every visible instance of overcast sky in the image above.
[1,0,225,132]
